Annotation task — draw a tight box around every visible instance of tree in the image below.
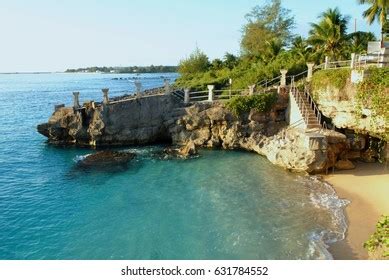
[261,39,284,62]
[223,53,239,69]
[291,36,313,61]
[358,0,388,27]
[178,48,210,75]
[308,8,350,60]
[241,0,295,57]
[347,31,376,53]
[211,58,223,70]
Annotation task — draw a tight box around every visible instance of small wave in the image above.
[73,154,91,163]
[306,231,334,260]
[304,176,349,259]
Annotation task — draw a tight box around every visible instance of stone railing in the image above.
[59,79,174,110]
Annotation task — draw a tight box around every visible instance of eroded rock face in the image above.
[313,84,387,138]
[38,95,182,146]
[335,159,355,170]
[169,102,338,173]
[38,93,349,173]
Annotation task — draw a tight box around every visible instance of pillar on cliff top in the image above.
[207,85,215,102]
[248,84,256,96]
[280,70,288,87]
[184,89,190,104]
[307,63,315,82]
[350,53,356,69]
[73,92,80,108]
[324,56,329,70]
[134,81,142,97]
[164,79,170,95]
[102,88,109,105]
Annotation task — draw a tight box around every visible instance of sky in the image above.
[0,0,381,72]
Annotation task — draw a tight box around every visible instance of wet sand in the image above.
[324,162,389,260]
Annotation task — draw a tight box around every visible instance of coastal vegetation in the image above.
[65,65,178,73]
[356,67,389,141]
[226,93,278,116]
[311,68,351,94]
[174,0,377,91]
[364,215,389,259]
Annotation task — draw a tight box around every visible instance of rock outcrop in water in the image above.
[77,151,136,168]
[38,92,348,173]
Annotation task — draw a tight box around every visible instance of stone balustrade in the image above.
[207,85,214,102]
[102,88,109,104]
[73,91,80,108]
[248,85,256,96]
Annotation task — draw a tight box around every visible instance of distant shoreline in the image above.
[0,71,178,75]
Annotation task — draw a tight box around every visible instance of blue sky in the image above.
[0,0,381,72]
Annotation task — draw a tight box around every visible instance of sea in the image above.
[0,73,349,260]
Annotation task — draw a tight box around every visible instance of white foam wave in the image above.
[73,154,91,163]
[304,176,350,259]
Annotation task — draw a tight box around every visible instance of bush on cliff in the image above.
[178,48,210,75]
[356,67,389,140]
[226,93,277,116]
[311,68,351,93]
[364,215,389,260]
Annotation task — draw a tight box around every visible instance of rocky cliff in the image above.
[168,102,341,173]
[38,93,348,173]
[38,95,182,146]
[312,75,389,139]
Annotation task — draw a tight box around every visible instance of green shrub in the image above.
[356,67,389,141]
[311,68,351,92]
[364,215,389,259]
[178,48,210,75]
[226,93,278,116]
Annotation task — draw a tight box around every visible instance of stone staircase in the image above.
[290,86,322,130]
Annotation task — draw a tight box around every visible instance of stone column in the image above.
[324,56,329,70]
[134,81,142,97]
[207,85,215,102]
[228,78,232,99]
[280,70,288,87]
[164,79,170,95]
[184,89,190,104]
[248,84,256,95]
[73,92,80,108]
[350,53,356,69]
[307,63,315,82]
[102,88,109,104]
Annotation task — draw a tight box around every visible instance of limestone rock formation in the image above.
[38,95,182,146]
[335,159,355,170]
[169,102,337,173]
[38,93,349,174]
[312,84,387,139]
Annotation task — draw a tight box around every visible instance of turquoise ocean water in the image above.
[0,73,348,260]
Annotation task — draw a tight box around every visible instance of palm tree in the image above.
[291,36,313,61]
[261,39,284,62]
[347,31,377,53]
[358,0,389,45]
[358,0,388,27]
[308,8,350,60]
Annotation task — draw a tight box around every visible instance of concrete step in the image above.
[307,124,321,129]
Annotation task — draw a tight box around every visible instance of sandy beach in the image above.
[324,162,389,260]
